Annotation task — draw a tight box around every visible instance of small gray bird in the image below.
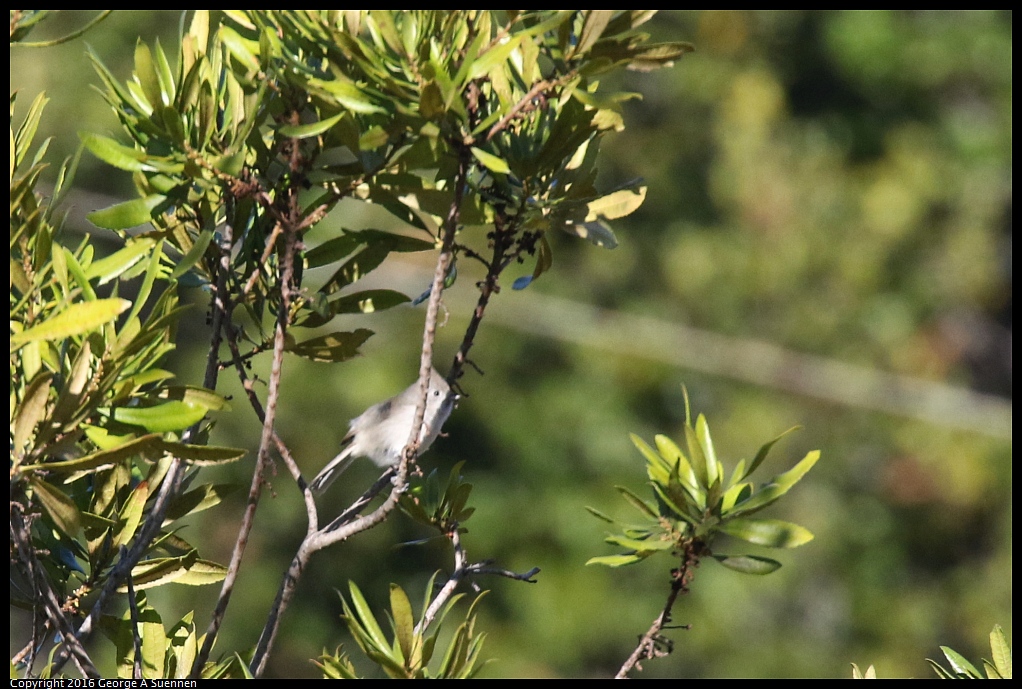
[310,367,457,492]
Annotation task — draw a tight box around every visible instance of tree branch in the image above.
[615,540,702,679]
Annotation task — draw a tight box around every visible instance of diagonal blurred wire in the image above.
[481,290,1012,440]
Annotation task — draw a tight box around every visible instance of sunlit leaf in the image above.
[110,401,208,433]
[719,518,814,548]
[87,195,166,230]
[470,146,510,174]
[84,238,157,285]
[989,625,1011,679]
[585,553,646,567]
[11,298,131,347]
[712,554,782,575]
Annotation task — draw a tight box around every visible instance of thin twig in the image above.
[192,215,269,676]
[416,528,540,635]
[615,540,702,679]
[250,142,473,678]
[10,504,100,678]
[124,548,143,680]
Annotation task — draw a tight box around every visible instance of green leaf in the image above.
[122,553,227,591]
[84,238,157,285]
[585,553,645,567]
[165,483,239,521]
[604,534,674,551]
[13,371,52,459]
[390,584,415,663]
[358,125,389,150]
[615,484,658,519]
[29,434,162,473]
[712,554,782,575]
[134,40,163,109]
[285,329,373,363]
[87,195,166,230]
[278,112,346,139]
[719,518,815,548]
[29,477,83,537]
[743,426,800,481]
[939,646,983,678]
[624,42,695,71]
[112,481,149,549]
[467,33,526,81]
[729,450,820,518]
[157,441,246,465]
[346,581,391,651]
[160,385,232,411]
[167,559,228,586]
[170,229,214,279]
[324,289,410,315]
[561,219,618,249]
[989,624,1012,679]
[305,234,364,269]
[654,433,697,489]
[110,401,208,433]
[79,132,182,174]
[470,146,510,174]
[79,132,148,171]
[585,506,616,523]
[574,11,615,57]
[11,298,131,347]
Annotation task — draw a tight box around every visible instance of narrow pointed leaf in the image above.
[585,553,645,567]
[743,426,800,481]
[87,195,166,230]
[585,186,646,221]
[84,238,157,285]
[940,646,982,678]
[285,329,373,362]
[989,625,1011,679]
[278,112,345,139]
[112,481,148,549]
[11,298,131,346]
[111,401,208,433]
[29,477,83,536]
[470,146,510,174]
[719,518,814,548]
[729,450,820,517]
[346,581,390,651]
[712,554,782,575]
[389,584,415,663]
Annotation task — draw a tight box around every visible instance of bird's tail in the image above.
[310,449,356,492]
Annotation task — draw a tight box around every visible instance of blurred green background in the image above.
[12,10,1011,678]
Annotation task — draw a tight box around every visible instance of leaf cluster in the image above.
[588,391,818,574]
[13,10,692,678]
[319,580,488,679]
[81,11,690,363]
[11,91,240,677]
[927,625,1012,680]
